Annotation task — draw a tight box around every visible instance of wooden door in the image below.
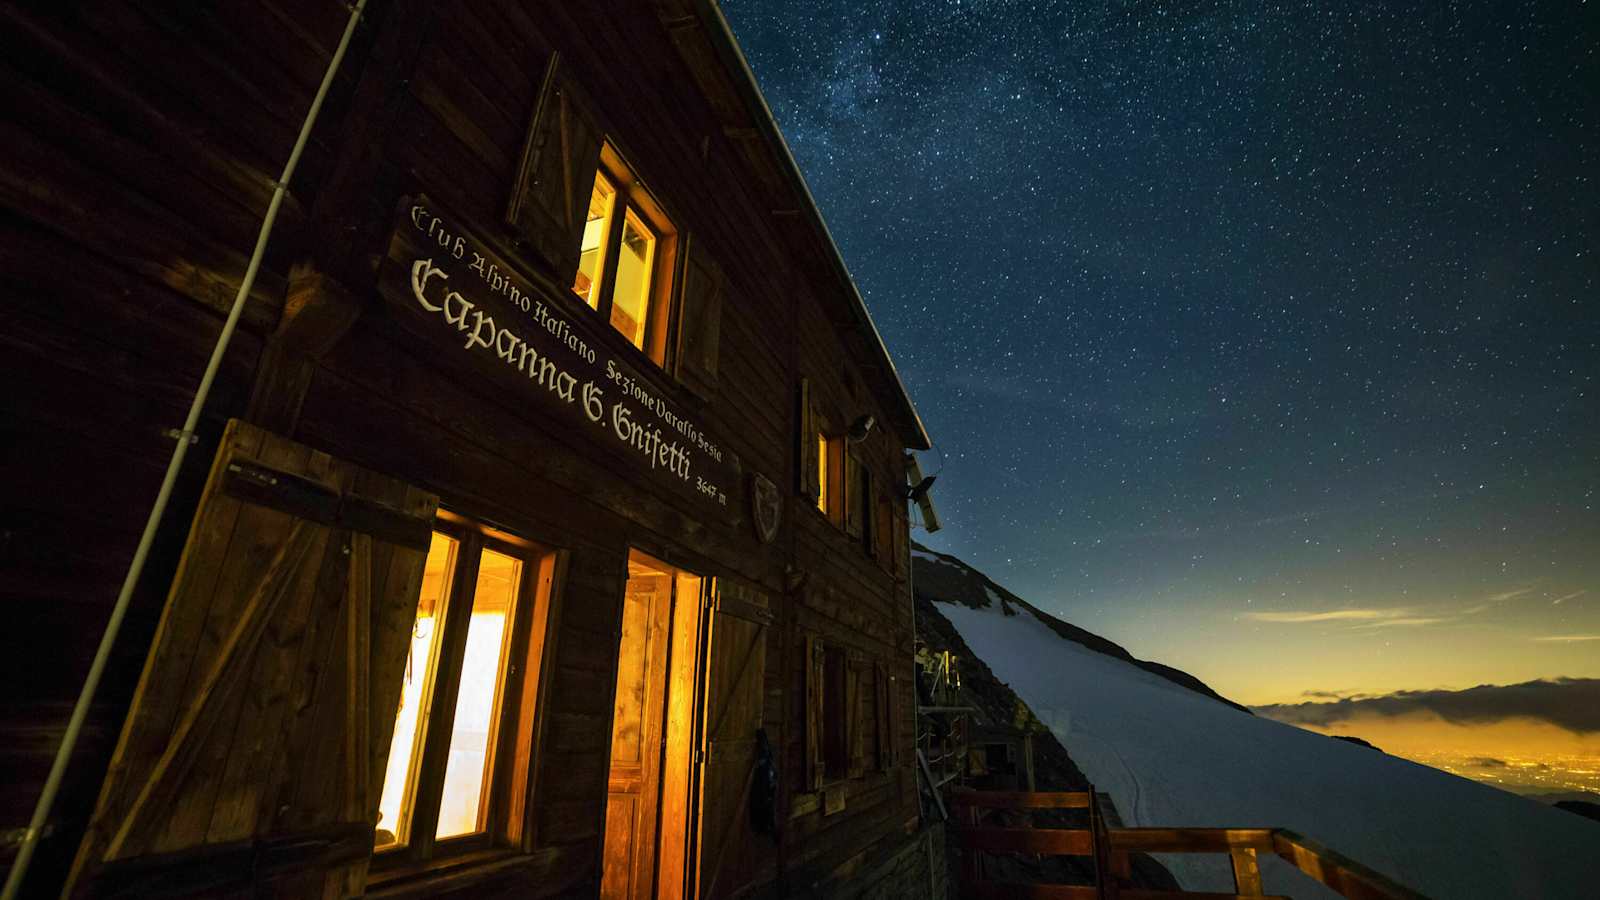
[691,579,772,900]
[65,419,437,898]
[601,566,674,900]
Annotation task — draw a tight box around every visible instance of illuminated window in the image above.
[818,432,844,525]
[816,433,831,516]
[570,146,677,364]
[609,210,656,348]
[573,173,617,307]
[434,547,520,838]
[374,515,558,866]
[376,533,456,850]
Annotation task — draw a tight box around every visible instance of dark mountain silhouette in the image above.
[911,542,1250,714]
[914,576,1182,893]
[1554,800,1600,824]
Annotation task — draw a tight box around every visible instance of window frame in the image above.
[820,644,850,781]
[807,635,880,793]
[371,510,558,875]
[815,420,845,527]
[873,491,895,567]
[812,410,887,564]
[573,144,680,367]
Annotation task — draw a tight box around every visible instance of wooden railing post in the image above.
[1110,849,1131,885]
[1230,847,1264,895]
[955,796,982,890]
[950,790,1425,900]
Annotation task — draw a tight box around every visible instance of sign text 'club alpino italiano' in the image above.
[379,197,740,522]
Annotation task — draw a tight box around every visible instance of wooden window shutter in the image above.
[874,662,891,771]
[797,379,820,503]
[694,578,773,900]
[67,419,437,898]
[891,503,906,579]
[674,233,724,401]
[873,495,893,567]
[846,653,865,779]
[843,453,863,540]
[862,469,877,557]
[804,633,824,792]
[508,56,603,288]
[885,666,901,769]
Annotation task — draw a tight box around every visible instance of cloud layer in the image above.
[1253,678,1600,734]
[1245,609,1401,623]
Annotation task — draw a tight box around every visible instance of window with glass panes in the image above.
[572,147,677,366]
[374,514,555,862]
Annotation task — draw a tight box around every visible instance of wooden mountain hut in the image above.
[0,2,942,897]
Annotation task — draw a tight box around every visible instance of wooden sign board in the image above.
[378,197,741,523]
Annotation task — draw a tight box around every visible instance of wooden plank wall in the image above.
[0,0,923,895]
[0,2,351,891]
[780,282,921,883]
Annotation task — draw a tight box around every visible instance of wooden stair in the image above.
[952,790,1428,900]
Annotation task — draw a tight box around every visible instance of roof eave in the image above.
[691,0,933,452]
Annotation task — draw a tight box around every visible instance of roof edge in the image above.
[691,0,932,451]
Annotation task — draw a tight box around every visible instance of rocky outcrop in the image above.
[1554,800,1600,824]
[916,592,1181,893]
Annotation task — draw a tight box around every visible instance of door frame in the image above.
[600,549,709,899]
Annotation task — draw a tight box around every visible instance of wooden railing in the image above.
[952,791,1429,900]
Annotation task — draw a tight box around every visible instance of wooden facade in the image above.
[0,2,934,898]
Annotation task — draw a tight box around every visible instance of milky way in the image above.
[722,1,1599,700]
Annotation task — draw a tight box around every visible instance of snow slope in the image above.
[935,596,1600,899]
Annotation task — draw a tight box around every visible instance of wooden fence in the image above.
[952,791,1428,900]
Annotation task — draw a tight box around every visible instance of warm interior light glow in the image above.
[601,552,702,900]
[817,433,830,515]
[573,172,617,307]
[376,532,457,849]
[435,548,522,839]
[609,209,656,349]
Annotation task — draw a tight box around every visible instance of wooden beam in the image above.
[960,826,1094,856]
[1230,848,1263,895]
[1108,828,1277,854]
[965,885,1099,899]
[1121,892,1290,900]
[87,822,373,898]
[245,265,365,435]
[967,886,1288,900]
[1271,831,1428,900]
[952,790,1092,810]
[301,0,435,286]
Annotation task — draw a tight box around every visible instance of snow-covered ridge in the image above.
[911,543,1248,713]
[916,547,1600,899]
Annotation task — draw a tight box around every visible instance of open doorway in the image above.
[601,550,703,900]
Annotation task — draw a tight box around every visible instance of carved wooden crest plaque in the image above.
[752,472,781,544]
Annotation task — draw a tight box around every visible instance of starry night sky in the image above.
[722,0,1600,706]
